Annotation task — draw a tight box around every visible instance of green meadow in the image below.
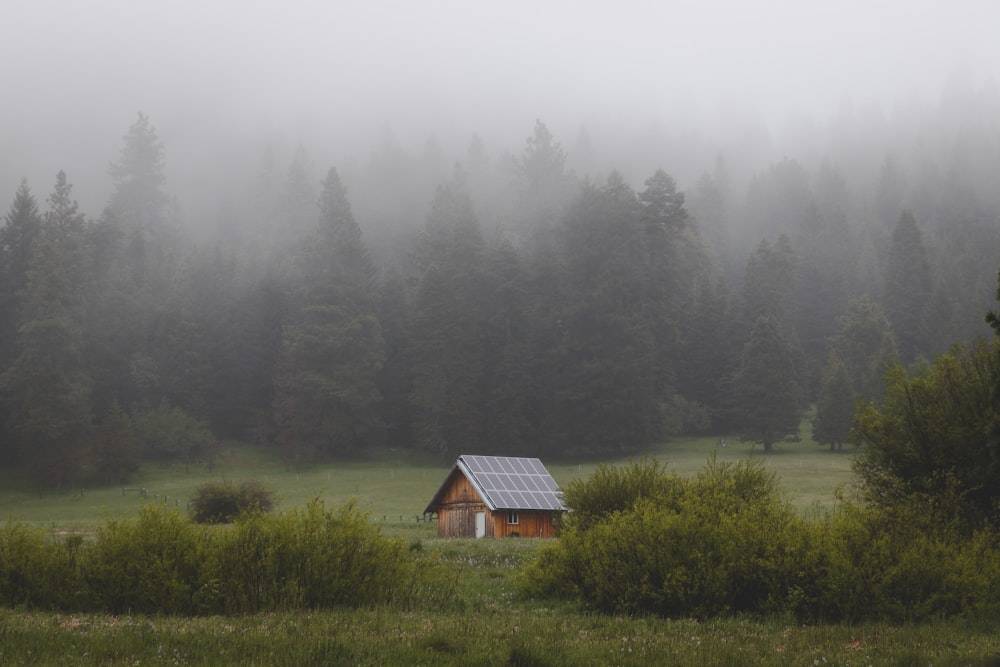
[7,432,997,666]
[0,426,853,532]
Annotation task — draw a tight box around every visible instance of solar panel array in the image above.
[460,455,565,511]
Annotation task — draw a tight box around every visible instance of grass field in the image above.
[0,424,854,531]
[3,433,1000,665]
[1,536,998,665]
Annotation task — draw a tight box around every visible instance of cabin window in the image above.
[507,511,519,525]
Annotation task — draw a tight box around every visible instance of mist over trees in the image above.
[2,85,1000,484]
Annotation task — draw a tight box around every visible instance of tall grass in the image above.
[2,605,999,665]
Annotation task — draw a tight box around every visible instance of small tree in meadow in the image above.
[189,480,275,524]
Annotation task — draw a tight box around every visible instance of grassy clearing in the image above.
[2,489,999,664]
[0,427,853,531]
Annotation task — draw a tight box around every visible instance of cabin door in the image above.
[474,511,486,538]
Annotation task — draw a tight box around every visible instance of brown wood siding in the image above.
[436,503,489,538]
[429,467,562,538]
[437,469,482,506]
[492,510,559,538]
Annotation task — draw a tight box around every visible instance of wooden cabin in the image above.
[424,455,566,538]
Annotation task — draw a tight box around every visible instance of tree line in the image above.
[1,110,998,486]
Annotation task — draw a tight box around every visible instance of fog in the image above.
[2,0,998,220]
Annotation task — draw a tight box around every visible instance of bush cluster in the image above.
[188,480,275,524]
[0,500,451,615]
[518,457,1000,622]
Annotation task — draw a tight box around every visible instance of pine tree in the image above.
[407,184,488,459]
[812,355,855,451]
[0,181,43,464]
[274,168,385,461]
[831,296,897,401]
[0,181,43,353]
[107,112,169,232]
[279,145,318,242]
[538,173,658,457]
[733,315,803,453]
[480,236,533,454]
[741,235,798,329]
[0,174,92,486]
[375,267,413,447]
[512,119,575,235]
[883,210,932,364]
[93,401,139,484]
[92,114,177,417]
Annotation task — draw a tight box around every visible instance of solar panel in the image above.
[458,455,566,511]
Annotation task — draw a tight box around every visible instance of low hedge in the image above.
[0,500,450,615]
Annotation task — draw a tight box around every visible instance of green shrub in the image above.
[521,456,1000,622]
[521,456,801,617]
[268,499,414,608]
[206,499,450,613]
[189,479,275,524]
[810,499,1000,622]
[0,523,81,609]
[0,500,450,616]
[560,458,681,530]
[84,504,210,614]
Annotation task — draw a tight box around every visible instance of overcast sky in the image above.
[2,0,998,214]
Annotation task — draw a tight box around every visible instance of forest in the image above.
[1,82,999,488]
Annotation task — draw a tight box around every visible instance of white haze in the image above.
[1,0,998,219]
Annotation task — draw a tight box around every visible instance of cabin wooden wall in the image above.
[437,507,559,538]
[492,511,559,538]
[431,468,562,538]
[437,503,488,537]
[437,470,481,506]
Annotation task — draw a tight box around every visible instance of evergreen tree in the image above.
[0,181,43,366]
[874,156,907,229]
[274,168,384,461]
[93,401,139,484]
[0,181,43,464]
[732,315,803,453]
[375,267,413,447]
[0,174,92,486]
[741,235,798,331]
[812,355,855,451]
[676,274,732,431]
[91,114,177,418]
[208,273,284,444]
[744,158,812,243]
[407,185,488,458]
[538,173,658,457]
[512,119,575,236]
[883,209,932,364]
[279,145,318,242]
[638,168,716,432]
[831,296,897,401]
[790,202,853,398]
[480,236,533,454]
[107,112,169,232]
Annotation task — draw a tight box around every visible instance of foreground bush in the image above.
[0,500,451,615]
[204,500,426,613]
[87,504,207,614]
[0,522,81,609]
[518,457,1000,622]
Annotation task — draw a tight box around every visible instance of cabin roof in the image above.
[424,455,566,514]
